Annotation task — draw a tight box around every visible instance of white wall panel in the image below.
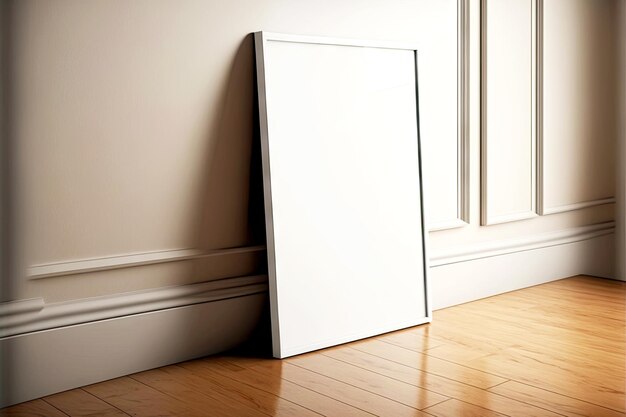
[481,0,536,225]
[423,0,470,231]
[538,0,618,215]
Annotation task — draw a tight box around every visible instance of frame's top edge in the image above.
[254,31,420,51]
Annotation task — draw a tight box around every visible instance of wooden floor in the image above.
[3,275,625,417]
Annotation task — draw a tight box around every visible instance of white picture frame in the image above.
[255,31,431,358]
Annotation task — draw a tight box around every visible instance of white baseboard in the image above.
[0,280,268,408]
[429,221,614,267]
[430,231,614,310]
[1,275,267,338]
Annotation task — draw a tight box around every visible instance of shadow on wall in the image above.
[171,33,269,283]
[194,33,266,251]
[186,33,272,354]
[1,0,15,406]
[1,0,14,301]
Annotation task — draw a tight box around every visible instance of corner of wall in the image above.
[616,0,626,281]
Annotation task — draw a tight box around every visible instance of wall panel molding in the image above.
[27,245,266,280]
[538,198,616,216]
[428,0,471,231]
[1,274,268,338]
[480,0,538,226]
[429,218,468,232]
[457,0,471,227]
[536,0,545,215]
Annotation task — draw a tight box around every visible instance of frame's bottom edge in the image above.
[274,315,431,359]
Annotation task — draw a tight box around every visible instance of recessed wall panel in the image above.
[539,0,617,214]
[481,0,536,225]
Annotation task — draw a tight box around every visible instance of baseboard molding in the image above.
[430,221,614,266]
[0,292,268,408]
[1,275,268,338]
[0,298,44,318]
[430,231,614,310]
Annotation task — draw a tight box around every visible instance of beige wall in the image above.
[4,0,618,304]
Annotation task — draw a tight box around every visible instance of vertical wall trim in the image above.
[457,0,471,225]
[530,0,538,216]
[480,0,487,225]
[480,0,538,226]
[536,0,545,215]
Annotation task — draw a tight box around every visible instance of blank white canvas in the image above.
[255,32,430,358]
